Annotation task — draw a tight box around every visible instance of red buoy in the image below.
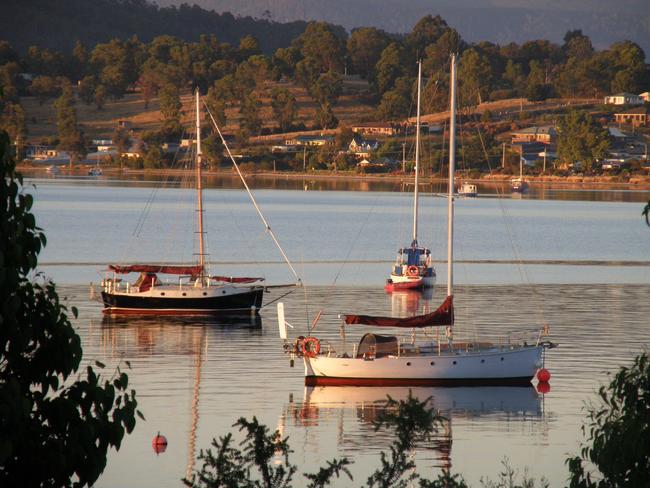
[537,368,551,382]
[152,433,168,454]
[536,381,551,394]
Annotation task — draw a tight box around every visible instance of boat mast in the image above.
[412,60,422,246]
[195,88,206,277]
[447,54,456,297]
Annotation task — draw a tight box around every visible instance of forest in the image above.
[0,6,649,173]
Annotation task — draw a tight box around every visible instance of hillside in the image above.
[162,0,650,54]
[1,0,311,54]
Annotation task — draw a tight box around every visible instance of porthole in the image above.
[182,293,187,296]
[203,292,208,296]
[452,360,457,365]
[430,361,435,366]
[406,362,411,366]
[500,357,504,361]
[222,290,226,294]
[481,359,485,363]
[160,292,165,296]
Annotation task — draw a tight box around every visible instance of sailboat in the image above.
[385,61,435,292]
[101,90,297,315]
[510,157,529,193]
[278,55,555,386]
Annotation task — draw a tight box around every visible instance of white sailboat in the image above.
[278,55,555,386]
[385,61,435,292]
[101,90,299,315]
[511,157,529,193]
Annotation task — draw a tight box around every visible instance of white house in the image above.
[639,92,650,102]
[604,92,643,105]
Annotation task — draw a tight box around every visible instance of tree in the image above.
[30,75,61,105]
[0,102,27,156]
[376,89,410,120]
[293,21,346,73]
[374,43,404,96]
[94,85,107,110]
[54,81,85,160]
[458,49,493,107]
[112,126,131,153]
[315,102,338,130]
[347,27,390,79]
[202,132,224,169]
[407,15,450,59]
[557,110,611,171]
[238,35,261,60]
[0,132,141,486]
[272,46,302,79]
[240,94,262,137]
[143,144,163,169]
[422,29,463,77]
[311,71,342,106]
[562,30,594,61]
[159,83,182,135]
[567,352,650,487]
[78,75,97,105]
[270,87,296,133]
[204,88,227,128]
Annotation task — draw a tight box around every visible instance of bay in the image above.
[26,175,650,487]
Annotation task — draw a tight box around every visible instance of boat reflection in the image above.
[95,314,262,358]
[389,288,435,317]
[280,385,542,469]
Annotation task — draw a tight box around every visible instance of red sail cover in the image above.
[108,264,203,275]
[344,295,454,328]
[211,276,264,283]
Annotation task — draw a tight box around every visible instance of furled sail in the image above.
[344,295,454,328]
[210,276,264,283]
[108,264,203,275]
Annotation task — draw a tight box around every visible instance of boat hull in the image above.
[304,346,543,386]
[101,286,264,315]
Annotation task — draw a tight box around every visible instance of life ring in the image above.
[301,336,321,358]
[407,265,419,277]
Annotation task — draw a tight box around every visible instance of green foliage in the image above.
[293,22,345,73]
[240,95,262,136]
[347,27,390,79]
[270,87,297,132]
[30,75,62,105]
[0,131,141,486]
[374,43,404,96]
[567,352,650,487]
[159,83,182,135]
[54,81,85,159]
[557,110,611,171]
[315,102,338,130]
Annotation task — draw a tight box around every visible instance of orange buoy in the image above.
[536,381,551,394]
[537,368,551,382]
[152,432,168,454]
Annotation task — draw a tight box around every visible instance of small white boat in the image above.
[458,182,477,197]
[511,158,529,193]
[386,61,435,292]
[278,55,556,387]
[88,166,103,176]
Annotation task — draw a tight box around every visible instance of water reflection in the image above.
[22,169,650,202]
[390,288,435,317]
[95,314,262,359]
[280,385,543,470]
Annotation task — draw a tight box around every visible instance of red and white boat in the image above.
[279,55,555,386]
[386,61,435,292]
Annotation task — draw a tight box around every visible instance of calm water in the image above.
[26,176,650,487]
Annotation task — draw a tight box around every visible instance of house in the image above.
[348,135,379,158]
[613,106,650,127]
[121,141,145,159]
[510,126,557,144]
[351,122,399,136]
[640,92,650,102]
[604,92,643,105]
[285,135,334,147]
[356,157,398,172]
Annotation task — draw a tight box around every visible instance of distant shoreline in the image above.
[17,164,650,189]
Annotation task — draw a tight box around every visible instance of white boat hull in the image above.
[304,345,543,386]
[389,270,435,288]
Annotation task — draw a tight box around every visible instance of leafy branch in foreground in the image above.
[0,130,142,487]
[566,352,650,488]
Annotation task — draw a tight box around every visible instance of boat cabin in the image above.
[357,333,399,358]
[393,245,432,275]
